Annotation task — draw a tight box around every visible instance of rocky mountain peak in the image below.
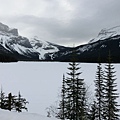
[89,25,120,43]
[0,22,18,36]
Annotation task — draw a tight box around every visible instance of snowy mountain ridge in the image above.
[1,22,120,62]
[0,22,18,36]
[0,22,63,61]
[89,25,120,43]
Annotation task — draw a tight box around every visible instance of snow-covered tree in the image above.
[89,101,98,120]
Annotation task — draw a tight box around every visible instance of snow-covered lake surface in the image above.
[0,62,120,116]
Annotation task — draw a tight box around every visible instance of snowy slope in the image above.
[89,26,120,43]
[0,23,39,60]
[30,37,59,60]
[0,33,37,56]
[75,26,120,55]
[0,109,57,120]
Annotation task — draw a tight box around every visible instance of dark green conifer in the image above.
[89,101,98,120]
[104,53,120,119]
[15,91,29,112]
[0,87,6,109]
[6,93,16,111]
[94,62,105,120]
[58,74,66,120]
[65,62,88,120]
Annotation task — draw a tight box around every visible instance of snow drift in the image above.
[0,109,57,120]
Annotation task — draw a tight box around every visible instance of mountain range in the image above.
[0,22,120,63]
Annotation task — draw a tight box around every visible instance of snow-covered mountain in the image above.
[57,25,120,63]
[0,22,71,62]
[74,26,120,63]
[0,22,120,63]
[30,36,69,60]
[0,22,39,61]
[0,109,57,120]
[89,25,120,43]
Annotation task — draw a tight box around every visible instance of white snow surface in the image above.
[89,25,120,43]
[0,31,37,57]
[0,31,14,51]
[0,109,57,120]
[30,37,59,59]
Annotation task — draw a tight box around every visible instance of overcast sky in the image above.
[0,0,120,46]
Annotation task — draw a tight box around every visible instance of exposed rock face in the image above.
[9,28,18,36]
[0,22,9,32]
[0,22,18,36]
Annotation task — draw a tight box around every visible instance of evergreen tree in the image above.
[0,87,6,109]
[58,74,66,120]
[94,62,105,120]
[0,88,28,112]
[89,101,98,120]
[104,53,120,119]
[15,91,29,112]
[5,93,17,111]
[65,62,88,120]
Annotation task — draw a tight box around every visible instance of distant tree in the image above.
[103,53,120,119]
[15,91,29,112]
[46,103,59,118]
[94,62,105,119]
[0,87,6,109]
[57,74,66,120]
[5,93,17,111]
[47,110,51,118]
[0,89,28,112]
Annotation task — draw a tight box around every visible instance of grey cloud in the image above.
[1,0,120,46]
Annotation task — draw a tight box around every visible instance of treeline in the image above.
[0,53,18,62]
[47,53,120,120]
[0,89,28,112]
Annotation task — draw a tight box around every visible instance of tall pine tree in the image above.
[104,53,120,120]
[57,74,66,120]
[65,62,88,120]
[94,62,105,120]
